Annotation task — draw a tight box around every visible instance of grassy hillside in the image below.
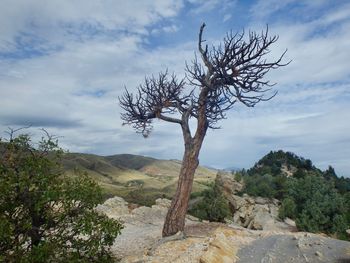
[62,152,217,205]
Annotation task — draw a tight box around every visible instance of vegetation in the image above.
[0,132,123,262]
[238,150,350,239]
[278,197,296,220]
[188,183,231,223]
[62,152,216,206]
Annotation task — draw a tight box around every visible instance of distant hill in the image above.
[248,150,323,177]
[223,166,242,172]
[246,150,350,193]
[62,152,217,205]
[235,150,350,240]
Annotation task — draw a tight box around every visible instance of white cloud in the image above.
[256,6,350,86]
[0,0,349,177]
[187,0,236,14]
[250,0,296,20]
[223,14,232,22]
[0,0,184,52]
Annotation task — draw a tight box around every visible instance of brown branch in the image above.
[198,23,214,76]
[120,23,289,134]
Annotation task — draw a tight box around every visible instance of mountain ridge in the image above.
[61,152,217,205]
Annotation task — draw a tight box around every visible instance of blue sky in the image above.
[0,0,349,176]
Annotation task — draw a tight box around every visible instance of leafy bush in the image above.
[0,132,123,262]
[287,176,348,236]
[242,174,276,198]
[278,197,296,220]
[234,172,242,182]
[189,183,231,222]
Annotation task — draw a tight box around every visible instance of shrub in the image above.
[278,197,296,220]
[0,132,123,262]
[234,172,242,182]
[189,183,231,222]
[243,174,276,198]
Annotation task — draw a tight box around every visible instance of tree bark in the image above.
[162,145,201,237]
[162,88,209,237]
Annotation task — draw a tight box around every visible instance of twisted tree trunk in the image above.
[162,111,207,237]
[162,145,200,237]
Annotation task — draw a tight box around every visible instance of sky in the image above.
[0,0,349,177]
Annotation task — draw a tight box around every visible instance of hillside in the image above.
[248,150,321,177]
[244,150,350,194]
[62,152,217,205]
[237,150,350,240]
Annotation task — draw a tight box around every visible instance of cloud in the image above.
[0,115,81,128]
[0,0,184,52]
[187,0,222,13]
[0,0,349,177]
[151,24,180,35]
[246,2,350,89]
[187,0,236,14]
[223,14,232,22]
[250,0,296,19]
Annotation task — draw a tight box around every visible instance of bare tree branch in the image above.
[120,24,289,133]
[185,24,289,128]
[119,22,289,237]
[119,71,189,137]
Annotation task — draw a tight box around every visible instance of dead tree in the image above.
[119,23,289,237]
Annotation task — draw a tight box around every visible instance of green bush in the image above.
[243,174,276,198]
[278,197,296,220]
[189,183,231,222]
[0,133,123,262]
[286,176,348,237]
[234,172,242,182]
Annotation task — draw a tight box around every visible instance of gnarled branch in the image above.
[186,23,289,128]
[119,71,189,137]
[120,23,289,133]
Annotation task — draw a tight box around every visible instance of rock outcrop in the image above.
[200,227,239,263]
[216,171,295,231]
[215,171,243,195]
[97,195,349,263]
[96,196,199,260]
[230,194,284,230]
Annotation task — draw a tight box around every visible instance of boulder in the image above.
[228,194,281,230]
[200,227,238,263]
[214,172,291,231]
[95,196,129,219]
[247,206,274,230]
[155,198,171,208]
[215,171,243,196]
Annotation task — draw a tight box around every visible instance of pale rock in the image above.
[200,227,238,263]
[284,217,296,227]
[255,196,269,205]
[155,198,171,208]
[215,173,289,231]
[215,171,243,196]
[95,196,129,219]
[269,203,279,218]
[315,251,322,257]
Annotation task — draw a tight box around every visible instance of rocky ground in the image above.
[96,196,350,263]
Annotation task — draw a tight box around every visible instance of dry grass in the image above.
[62,152,217,205]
